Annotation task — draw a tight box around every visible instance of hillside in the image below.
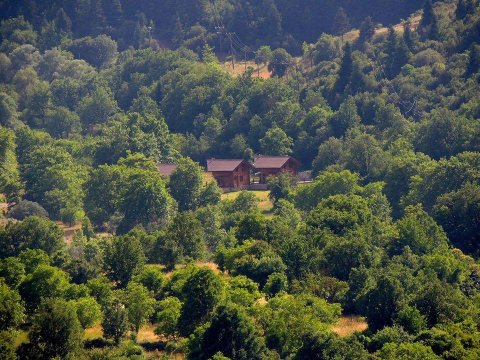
[1,0,480,359]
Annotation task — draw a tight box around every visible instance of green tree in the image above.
[419,0,440,40]
[27,298,83,359]
[391,205,449,256]
[154,297,182,341]
[102,297,128,345]
[103,235,146,288]
[119,167,175,233]
[434,183,480,254]
[260,126,293,155]
[334,43,353,93]
[178,268,223,336]
[170,158,204,211]
[190,304,267,360]
[267,171,297,205]
[7,200,48,220]
[123,282,155,334]
[295,331,369,360]
[0,216,63,258]
[0,281,24,330]
[67,35,118,68]
[268,48,293,77]
[236,211,268,243]
[0,126,22,201]
[0,257,25,289]
[73,296,102,329]
[330,96,360,137]
[378,342,439,360]
[333,8,350,40]
[358,17,375,45]
[366,275,405,331]
[19,264,70,311]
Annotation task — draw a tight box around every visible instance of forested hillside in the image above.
[0,0,424,52]
[1,0,480,359]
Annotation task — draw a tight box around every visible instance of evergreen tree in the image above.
[403,21,415,50]
[455,0,468,20]
[420,0,435,30]
[385,28,410,78]
[334,42,353,93]
[465,44,480,77]
[420,0,440,40]
[54,8,72,35]
[358,17,375,45]
[333,8,350,40]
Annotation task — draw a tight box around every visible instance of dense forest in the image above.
[1,0,480,359]
[0,0,425,53]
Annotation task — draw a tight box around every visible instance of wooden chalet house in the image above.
[253,155,300,184]
[207,159,252,189]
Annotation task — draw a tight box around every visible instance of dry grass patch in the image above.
[221,190,273,215]
[222,60,271,79]
[332,316,368,337]
[84,325,103,340]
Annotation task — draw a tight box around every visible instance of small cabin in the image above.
[207,159,252,189]
[253,156,300,184]
[157,163,177,178]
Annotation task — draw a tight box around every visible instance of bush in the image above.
[7,200,48,220]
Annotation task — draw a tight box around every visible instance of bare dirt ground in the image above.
[56,221,82,244]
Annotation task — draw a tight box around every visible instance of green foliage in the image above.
[178,268,223,336]
[101,297,129,345]
[0,127,22,201]
[190,304,267,360]
[103,235,146,288]
[27,298,83,359]
[0,216,63,258]
[154,297,182,341]
[391,205,449,256]
[0,281,24,330]
[169,157,204,211]
[261,294,341,357]
[267,171,297,204]
[7,200,48,220]
[19,264,70,311]
[235,211,268,243]
[123,282,155,334]
[295,331,369,360]
[218,240,286,287]
[72,296,102,329]
[260,126,293,156]
[264,272,289,299]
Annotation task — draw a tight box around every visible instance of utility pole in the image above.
[147,25,153,48]
[215,26,224,55]
[244,47,248,71]
[227,33,235,70]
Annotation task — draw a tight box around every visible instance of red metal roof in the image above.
[157,164,177,177]
[253,156,298,169]
[207,159,249,172]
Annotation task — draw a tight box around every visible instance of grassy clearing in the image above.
[221,190,273,215]
[332,316,368,337]
[222,60,271,79]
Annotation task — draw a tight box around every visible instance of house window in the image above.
[240,176,243,181]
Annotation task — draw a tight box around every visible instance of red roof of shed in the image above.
[253,156,299,169]
[157,164,177,177]
[207,159,250,172]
